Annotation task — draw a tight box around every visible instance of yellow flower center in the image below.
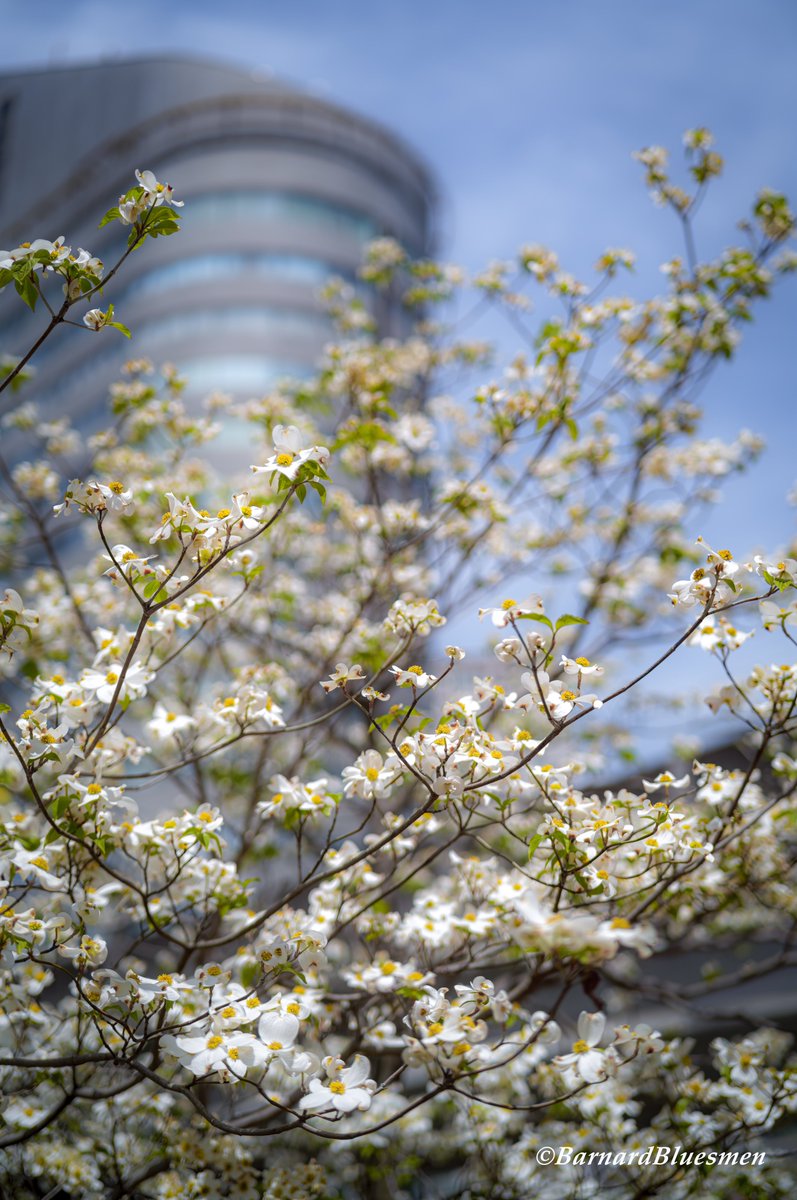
[427,1022,444,1035]
[572,1039,590,1053]
[216,509,231,519]
[365,767,380,781]
[276,452,294,466]
[268,1041,283,1051]
[329,1080,346,1094]
[87,783,102,795]
[206,1035,223,1049]
[105,671,119,684]
[220,1006,236,1018]
[575,657,590,667]
[501,598,516,609]
[108,481,125,494]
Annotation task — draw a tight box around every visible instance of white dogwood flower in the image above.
[554,1012,608,1083]
[251,424,329,481]
[299,1055,376,1114]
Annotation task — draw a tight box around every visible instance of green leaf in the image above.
[108,321,132,339]
[16,276,38,311]
[762,569,793,593]
[527,833,544,859]
[99,207,121,228]
[395,986,426,1001]
[519,612,554,631]
[564,415,579,440]
[142,578,162,599]
[555,613,589,631]
[50,793,72,819]
[240,962,261,990]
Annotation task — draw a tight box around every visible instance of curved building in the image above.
[0,56,435,455]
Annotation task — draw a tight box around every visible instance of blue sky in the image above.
[3,0,796,557]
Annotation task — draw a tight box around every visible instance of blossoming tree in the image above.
[1,136,797,1200]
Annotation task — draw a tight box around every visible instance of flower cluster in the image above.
[1,132,796,1200]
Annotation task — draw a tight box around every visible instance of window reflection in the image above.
[135,306,331,346]
[8,308,329,403]
[123,253,354,301]
[186,190,379,241]
[175,355,311,395]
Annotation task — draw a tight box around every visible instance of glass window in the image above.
[135,306,331,347]
[122,252,354,301]
[174,355,311,395]
[13,307,329,404]
[187,191,379,242]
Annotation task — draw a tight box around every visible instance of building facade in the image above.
[0,56,434,455]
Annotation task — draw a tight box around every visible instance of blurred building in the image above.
[0,56,434,456]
